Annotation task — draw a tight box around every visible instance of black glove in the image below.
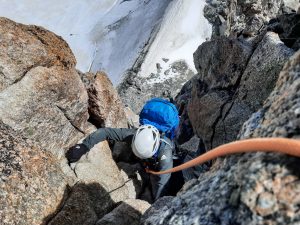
[65,144,89,164]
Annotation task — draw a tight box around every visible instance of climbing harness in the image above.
[146,138,300,175]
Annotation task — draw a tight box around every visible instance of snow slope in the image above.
[138,0,212,83]
[0,0,211,85]
[89,0,172,84]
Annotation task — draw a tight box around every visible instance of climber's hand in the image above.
[65,144,89,164]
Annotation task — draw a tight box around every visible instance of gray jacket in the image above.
[82,128,174,200]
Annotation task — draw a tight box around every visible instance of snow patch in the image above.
[138,0,212,78]
[90,0,172,84]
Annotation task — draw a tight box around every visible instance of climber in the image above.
[66,98,179,201]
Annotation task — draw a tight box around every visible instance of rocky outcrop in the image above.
[268,13,300,51]
[204,0,299,37]
[141,50,300,225]
[188,32,293,150]
[239,49,300,139]
[80,71,127,128]
[96,199,150,225]
[73,141,129,203]
[118,60,195,113]
[0,122,71,225]
[0,17,89,157]
[0,17,145,225]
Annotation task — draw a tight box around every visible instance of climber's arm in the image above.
[82,128,136,150]
[66,128,136,164]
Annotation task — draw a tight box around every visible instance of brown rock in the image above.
[81,71,127,128]
[124,106,139,128]
[0,121,70,225]
[0,17,76,92]
[0,17,88,157]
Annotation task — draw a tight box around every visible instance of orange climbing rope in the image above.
[146,138,300,175]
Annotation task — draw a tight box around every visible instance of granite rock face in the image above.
[0,17,89,157]
[0,17,76,91]
[0,122,70,225]
[0,17,141,225]
[188,32,293,150]
[239,49,300,139]
[47,141,132,224]
[80,71,127,128]
[141,50,300,225]
[204,0,299,37]
[73,141,129,203]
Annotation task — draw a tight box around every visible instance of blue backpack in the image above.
[139,98,179,140]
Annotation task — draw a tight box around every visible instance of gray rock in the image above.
[269,13,300,51]
[204,0,299,38]
[178,135,201,154]
[0,122,71,225]
[96,199,150,225]
[189,32,293,150]
[240,49,300,139]
[189,37,253,149]
[174,76,197,144]
[282,0,300,13]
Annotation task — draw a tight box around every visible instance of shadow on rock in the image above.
[43,182,116,225]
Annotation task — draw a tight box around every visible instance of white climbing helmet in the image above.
[131,124,160,159]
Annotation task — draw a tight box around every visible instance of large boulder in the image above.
[188,32,293,150]
[48,142,146,224]
[0,17,89,157]
[80,71,127,128]
[0,18,76,91]
[141,50,300,225]
[0,122,71,225]
[73,141,129,203]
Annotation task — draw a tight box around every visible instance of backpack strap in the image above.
[160,138,172,148]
